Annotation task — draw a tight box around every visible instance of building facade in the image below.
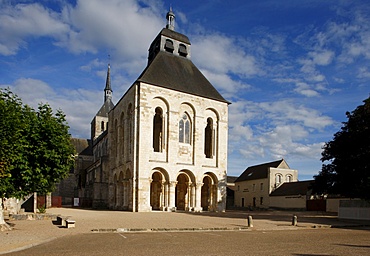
[234,159,298,209]
[79,9,229,212]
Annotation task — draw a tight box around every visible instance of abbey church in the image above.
[76,9,229,212]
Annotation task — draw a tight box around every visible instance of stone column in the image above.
[163,182,169,211]
[190,183,195,211]
[194,182,203,212]
[168,181,177,211]
[160,181,165,211]
[185,182,192,211]
[148,178,153,211]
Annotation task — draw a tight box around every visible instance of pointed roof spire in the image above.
[166,6,175,31]
[104,62,112,102]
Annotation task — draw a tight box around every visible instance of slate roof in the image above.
[159,28,190,44]
[96,99,114,117]
[235,159,285,183]
[137,51,229,104]
[270,180,314,197]
[227,176,238,184]
[70,138,92,155]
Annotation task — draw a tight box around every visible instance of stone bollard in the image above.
[292,215,298,226]
[247,215,253,228]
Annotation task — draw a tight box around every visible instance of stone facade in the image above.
[234,159,298,208]
[78,10,229,212]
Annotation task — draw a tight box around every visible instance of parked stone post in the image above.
[247,215,253,227]
[292,215,298,226]
[33,192,37,213]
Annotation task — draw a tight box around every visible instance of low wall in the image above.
[338,199,370,220]
[270,196,306,209]
[326,198,344,213]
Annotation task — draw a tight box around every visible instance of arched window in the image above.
[204,118,213,158]
[153,107,163,152]
[101,121,105,131]
[286,175,292,182]
[165,39,174,53]
[178,44,187,57]
[275,174,282,186]
[179,113,190,144]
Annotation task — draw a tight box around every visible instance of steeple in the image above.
[166,7,175,31]
[104,63,112,102]
[147,7,191,64]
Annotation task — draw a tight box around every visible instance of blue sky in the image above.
[1,0,369,180]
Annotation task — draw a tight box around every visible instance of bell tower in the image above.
[147,8,191,64]
[91,63,114,141]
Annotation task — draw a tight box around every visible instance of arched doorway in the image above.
[117,171,124,209]
[201,176,212,211]
[175,173,189,210]
[123,169,131,210]
[201,173,218,211]
[150,172,162,210]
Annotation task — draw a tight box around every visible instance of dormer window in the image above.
[179,44,187,57]
[165,39,174,53]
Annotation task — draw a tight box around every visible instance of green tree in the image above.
[0,88,75,228]
[314,96,370,200]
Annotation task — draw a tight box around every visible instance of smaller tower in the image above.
[166,7,175,31]
[104,64,112,102]
[91,63,115,141]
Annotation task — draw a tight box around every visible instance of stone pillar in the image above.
[194,183,203,212]
[185,182,192,211]
[148,178,153,211]
[46,193,52,209]
[163,182,168,211]
[168,181,177,211]
[191,183,196,211]
[33,192,37,213]
[159,181,165,211]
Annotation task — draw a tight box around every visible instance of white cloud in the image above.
[0,2,70,55]
[4,78,102,138]
[0,0,164,75]
[201,69,251,97]
[357,67,370,79]
[192,33,260,77]
[56,0,164,76]
[10,78,56,106]
[308,50,335,66]
[294,82,319,97]
[228,99,334,164]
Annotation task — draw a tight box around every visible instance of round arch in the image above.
[201,172,219,211]
[175,170,196,211]
[150,168,170,211]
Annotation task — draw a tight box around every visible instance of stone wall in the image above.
[338,199,370,220]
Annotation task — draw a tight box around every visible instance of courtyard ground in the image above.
[1,208,369,254]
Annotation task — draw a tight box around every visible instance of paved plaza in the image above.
[1,208,369,254]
